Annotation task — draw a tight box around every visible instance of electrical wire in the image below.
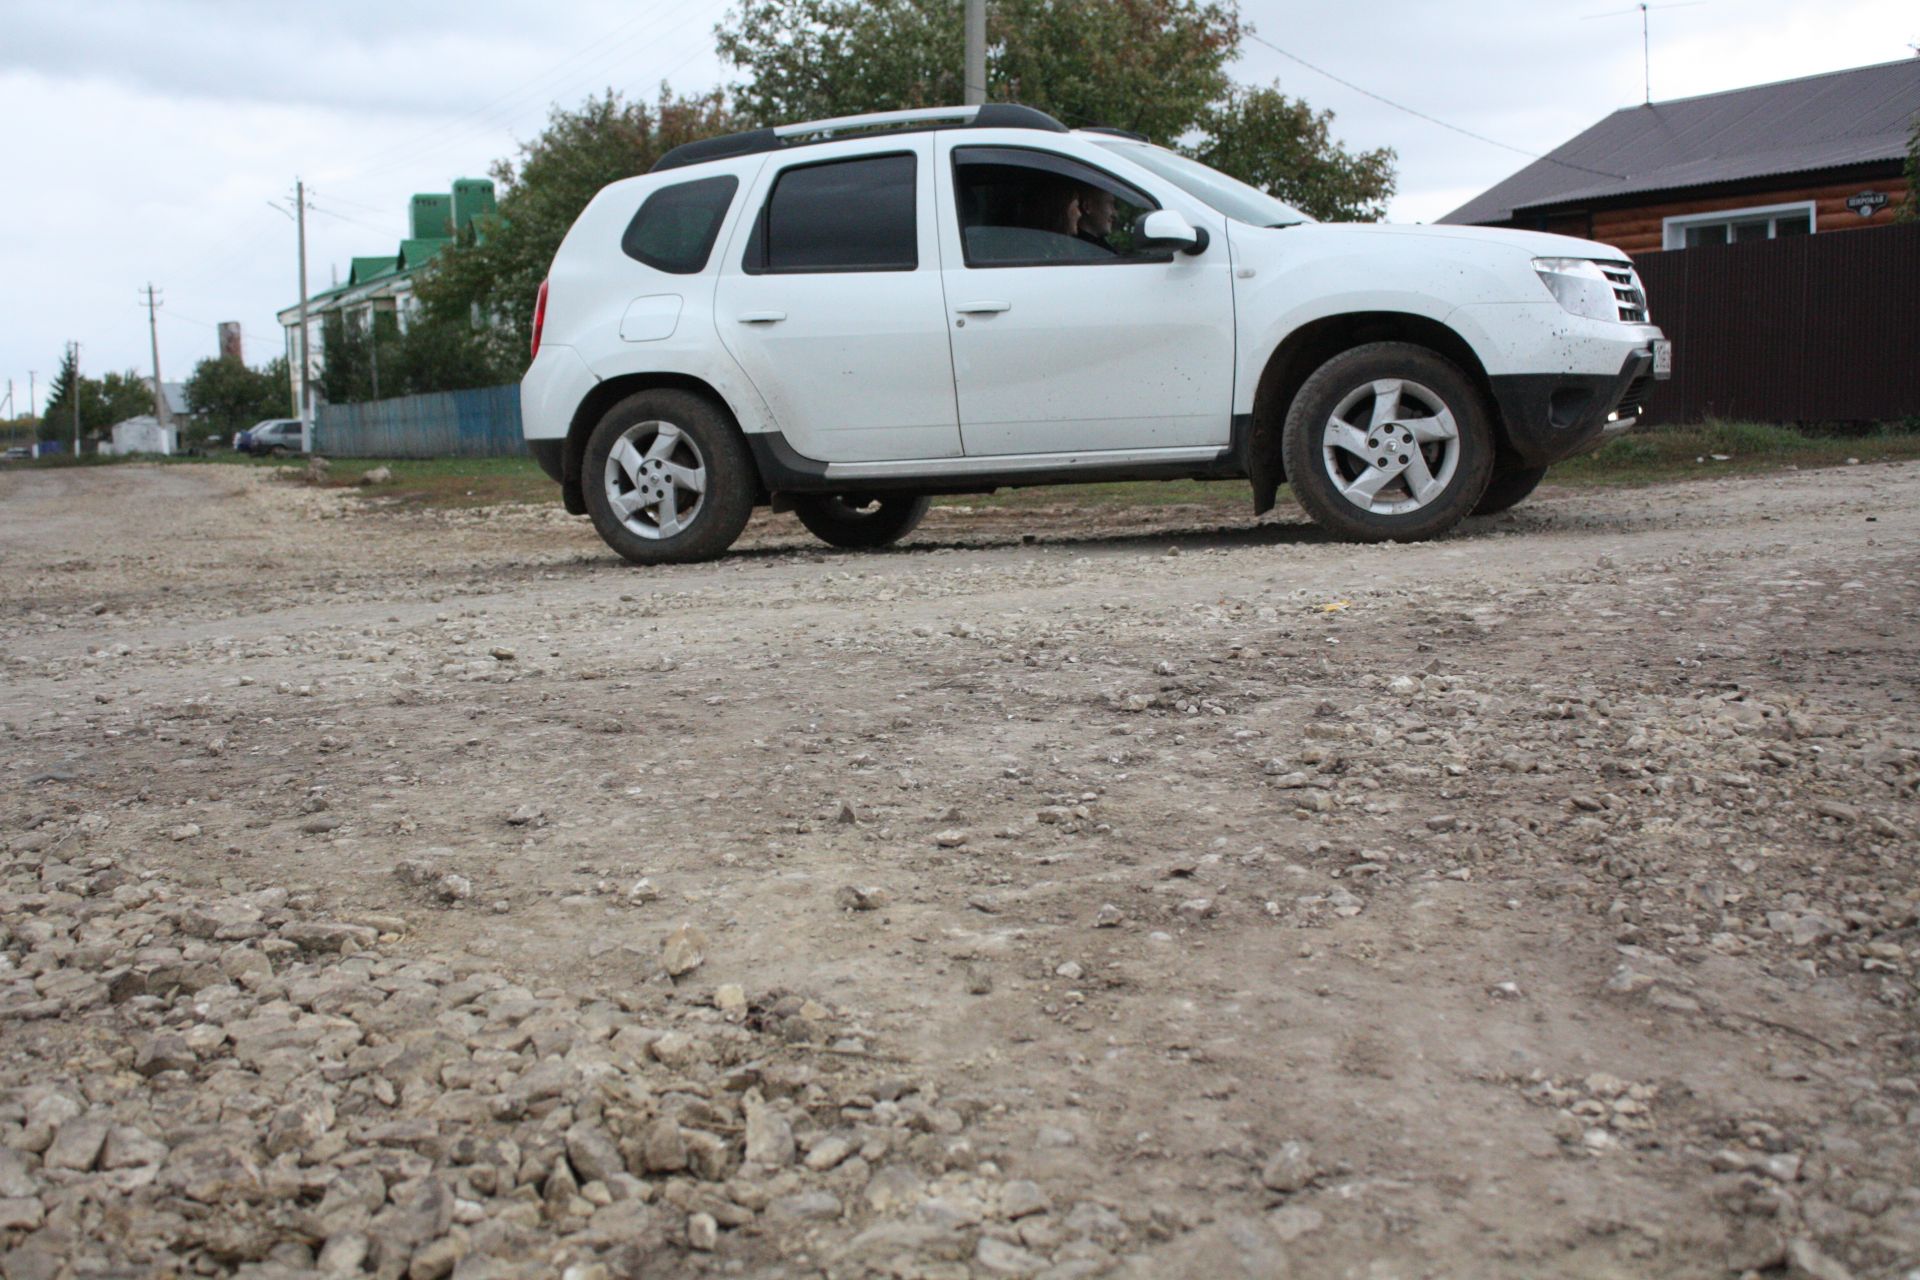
[1241,32,1627,180]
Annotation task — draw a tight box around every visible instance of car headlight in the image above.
[1532,257,1618,322]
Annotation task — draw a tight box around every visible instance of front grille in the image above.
[1600,261,1649,324]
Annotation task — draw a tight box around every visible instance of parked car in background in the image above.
[522,103,1668,564]
[1,445,31,462]
[237,419,305,455]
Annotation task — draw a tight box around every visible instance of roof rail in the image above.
[1076,125,1148,142]
[651,103,1068,173]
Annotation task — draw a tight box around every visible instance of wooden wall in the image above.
[1588,175,1911,256]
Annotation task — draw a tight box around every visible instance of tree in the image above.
[185,355,290,432]
[414,88,736,368]
[1190,84,1396,221]
[718,0,1239,142]
[38,350,152,441]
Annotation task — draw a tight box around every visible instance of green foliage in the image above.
[185,355,290,432]
[413,88,735,369]
[1188,84,1396,221]
[718,0,1240,142]
[716,0,1393,216]
[317,308,521,405]
[38,349,153,441]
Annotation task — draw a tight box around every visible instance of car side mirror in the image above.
[1134,210,1210,255]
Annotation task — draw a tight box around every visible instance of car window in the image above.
[1090,140,1311,228]
[952,147,1160,268]
[622,175,739,274]
[743,153,917,274]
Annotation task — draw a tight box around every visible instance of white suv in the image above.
[522,104,1669,563]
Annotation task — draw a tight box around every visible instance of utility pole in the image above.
[70,342,81,455]
[964,0,986,105]
[28,371,35,422]
[296,177,313,452]
[141,283,169,425]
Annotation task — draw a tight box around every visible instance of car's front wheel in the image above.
[1281,342,1493,542]
[582,390,756,565]
[790,493,931,550]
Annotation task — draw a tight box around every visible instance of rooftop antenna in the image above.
[1583,2,1706,104]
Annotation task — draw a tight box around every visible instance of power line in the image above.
[1241,32,1627,181]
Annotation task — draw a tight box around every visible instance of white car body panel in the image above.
[929,132,1237,456]
[712,136,962,463]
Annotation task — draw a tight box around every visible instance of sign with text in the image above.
[1846,191,1889,218]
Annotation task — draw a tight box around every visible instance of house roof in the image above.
[1441,58,1920,226]
[398,237,453,270]
[348,256,401,285]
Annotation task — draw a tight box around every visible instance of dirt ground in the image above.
[2,461,1917,1280]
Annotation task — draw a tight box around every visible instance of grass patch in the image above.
[316,456,553,509]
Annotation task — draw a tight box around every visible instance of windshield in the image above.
[1091,140,1313,228]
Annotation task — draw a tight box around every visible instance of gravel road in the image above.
[2,461,1917,1280]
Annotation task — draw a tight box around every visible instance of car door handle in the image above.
[955,301,1011,314]
[737,311,787,324]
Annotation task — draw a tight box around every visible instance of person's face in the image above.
[1058,192,1082,236]
[1081,189,1116,235]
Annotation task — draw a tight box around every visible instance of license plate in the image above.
[1651,339,1673,380]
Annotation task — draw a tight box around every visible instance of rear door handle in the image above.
[955,301,1011,314]
[738,311,787,324]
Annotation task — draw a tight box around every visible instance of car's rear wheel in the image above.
[1281,342,1493,542]
[582,390,755,565]
[1472,464,1548,516]
[790,493,931,550]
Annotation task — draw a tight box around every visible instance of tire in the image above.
[582,389,756,565]
[1281,342,1494,542]
[1472,464,1548,516]
[791,493,931,550]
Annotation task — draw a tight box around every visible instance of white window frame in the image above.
[1662,200,1816,250]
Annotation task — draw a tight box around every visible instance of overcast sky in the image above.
[1,0,1913,416]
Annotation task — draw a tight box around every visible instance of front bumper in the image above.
[1488,348,1663,467]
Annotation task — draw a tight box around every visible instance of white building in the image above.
[103,416,178,456]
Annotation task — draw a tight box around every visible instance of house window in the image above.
[1663,201,1816,249]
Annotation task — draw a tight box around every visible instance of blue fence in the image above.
[314,384,525,458]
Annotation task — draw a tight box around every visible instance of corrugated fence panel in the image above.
[1635,223,1920,425]
[315,384,527,458]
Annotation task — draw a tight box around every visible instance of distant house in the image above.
[276,178,498,410]
[142,379,192,424]
[1442,58,1918,256]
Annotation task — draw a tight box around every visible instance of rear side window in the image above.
[744,153,917,274]
[622,175,739,274]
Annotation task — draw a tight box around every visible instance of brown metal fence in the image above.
[1634,222,1920,426]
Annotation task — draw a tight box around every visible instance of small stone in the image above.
[1387,675,1419,697]
[975,1235,1047,1277]
[661,922,708,977]
[836,885,890,912]
[933,829,968,848]
[135,1033,195,1076]
[44,1114,112,1172]
[626,878,660,903]
[1490,981,1522,999]
[1001,1180,1049,1219]
[687,1211,718,1251]
[805,1135,854,1171]
[301,815,342,834]
[965,964,994,995]
[435,874,473,903]
[1269,1203,1323,1242]
[1093,904,1125,928]
[641,1119,688,1174]
[744,1098,795,1168]
[490,646,516,662]
[359,465,392,486]
[506,804,544,826]
[715,984,747,1013]
[1259,1141,1316,1193]
[1054,961,1084,981]
[0,1198,45,1232]
[1785,1237,1857,1280]
[169,823,202,841]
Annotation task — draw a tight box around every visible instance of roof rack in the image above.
[651,103,1068,173]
